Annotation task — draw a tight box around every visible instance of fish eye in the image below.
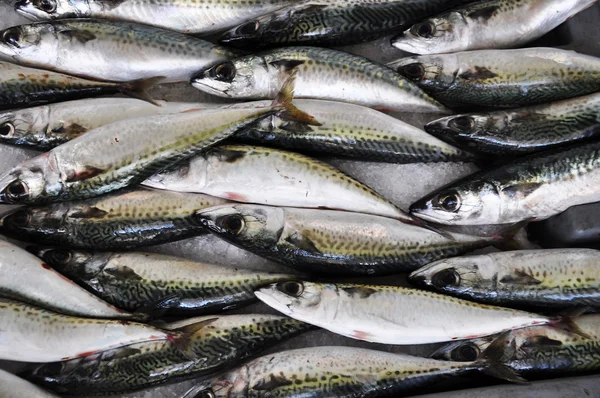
[4,180,29,202]
[451,343,480,361]
[400,63,425,81]
[449,116,475,132]
[277,281,304,297]
[238,21,260,35]
[194,390,216,398]
[44,249,73,266]
[4,209,32,227]
[0,122,15,138]
[212,62,237,82]
[2,28,22,47]
[438,191,461,212]
[38,0,57,12]
[411,21,436,38]
[217,214,245,235]
[432,268,461,288]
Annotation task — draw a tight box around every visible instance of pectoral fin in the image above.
[269,60,305,73]
[253,374,294,391]
[284,231,322,254]
[104,265,143,281]
[58,29,97,43]
[69,206,108,219]
[64,166,106,183]
[499,270,542,286]
[502,183,543,198]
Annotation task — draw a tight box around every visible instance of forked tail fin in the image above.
[476,330,528,384]
[120,76,165,105]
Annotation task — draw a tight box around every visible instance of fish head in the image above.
[429,338,492,361]
[192,56,269,99]
[0,23,56,64]
[425,113,502,146]
[14,0,86,20]
[0,106,51,147]
[391,12,469,54]
[409,179,503,226]
[235,111,314,141]
[220,19,265,45]
[391,55,454,92]
[29,246,106,279]
[0,154,56,204]
[0,202,65,239]
[255,281,334,321]
[184,367,250,398]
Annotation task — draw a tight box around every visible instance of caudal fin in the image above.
[476,331,528,384]
[120,76,165,105]
[552,308,592,339]
[273,70,321,126]
[168,317,219,360]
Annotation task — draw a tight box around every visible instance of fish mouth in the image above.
[13,1,47,20]
[254,288,293,315]
[408,272,429,286]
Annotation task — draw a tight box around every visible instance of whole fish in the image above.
[143,145,411,223]
[220,0,479,47]
[0,369,57,398]
[255,281,557,344]
[0,19,239,83]
[391,0,596,54]
[410,249,600,308]
[0,99,212,150]
[22,314,312,395]
[15,0,298,34]
[0,298,181,363]
[0,188,227,249]
[234,99,476,163]
[195,204,499,276]
[389,48,600,109]
[182,345,523,398]
[424,93,600,156]
[0,240,131,318]
[0,61,153,111]
[410,140,600,226]
[192,46,447,113]
[32,248,299,315]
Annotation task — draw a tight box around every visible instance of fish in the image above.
[410,249,600,308]
[14,0,298,35]
[389,48,600,109]
[424,93,600,156]
[234,99,477,163]
[0,99,213,150]
[143,145,412,223]
[0,240,132,318]
[0,188,227,249]
[0,61,155,111]
[0,369,57,398]
[195,204,499,276]
[21,314,313,395]
[220,0,480,48]
[182,345,524,398]
[0,298,181,363]
[0,19,239,83]
[191,46,448,113]
[409,140,600,226]
[255,281,557,345]
[31,248,300,315]
[391,0,596,54]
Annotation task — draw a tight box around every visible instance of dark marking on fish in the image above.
[216,148,247,163]
[52,122,87,137]
[467,5,500,21]
[104,265,143,281]
[499,270,542,286]
[458,66,498,80]
[343,287,378,299]
[41,262,51,270]
[521,336,563,348]
[502,183,542,198]
[58,29,97,44]
[269,60,305,73]
[284,231,321,254]
[65,166,106,183]
[253,374,294,391]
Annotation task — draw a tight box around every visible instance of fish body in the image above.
[15,0,297,34]
[0,188,227,249]
[195,204,496,276]
[0,369,57,398]
[424,93,600,156]
[410,249,600,308]
[192,46,447,113]
[255,281,550,344]
[0,19,239,83]
[389,48,600,109]
[410,140,600,226]
[23,315,312,395]
[391,0,596,54]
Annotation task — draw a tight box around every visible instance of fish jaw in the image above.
[191,68,235,98]
[254,288,294,317]
[15,0,84,21]
[391,13,469,55]
[14,0,49,20]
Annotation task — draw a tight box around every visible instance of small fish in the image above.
[410,249,600,308]
[410,140,600,226]
[0,188,227,249]
[424,93,600,156]
[255,281,555,345]
[32,248,300,315]
[0,99,212,150]
[389,48,600,109]
[195,204,499,276]
[15,0,298,34]
[143,145,412,223]
[0,19,239,83]
[0,369,57,398]
[391,0,596,54]
[192,46,447,113]
[22,314,312,395]
[0,62,154,111]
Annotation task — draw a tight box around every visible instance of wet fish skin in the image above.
[424,93,600,156]
[32,248,299,315]
[0,19,239,83]
[195,204,496,276]
[0,369,57,398]
[15,0,297,34]
[391,0,596,54]
[192,46,447,113]
[22,315,313,395]
[410,140,600,226]
[389,48,600,109]
[0,188,227,249]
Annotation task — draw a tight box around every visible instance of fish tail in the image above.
[475,330,528,384]
[551,307,592,339]
[490,220,534,251]
[273,69,322,127]
[168,317,220,359]
[119,76,165,105]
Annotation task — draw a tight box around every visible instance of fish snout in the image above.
[408,273,428,286]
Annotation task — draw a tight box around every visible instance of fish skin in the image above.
[32,248,300,315]
[192,46,448,113]
[409,140,600,226]
[391,0,597,54]
[424,93,600,156]
[0,298,174,363]
[0,19,239,83]
[195,204,496,276]
[255,281,550,345]
[0,369,57,398]
[15,0,298,34]
[389,48,600,109]
[143,145,412,223]
[0,188,227,249]
[0,99,213,150]
[22,314,312,395]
